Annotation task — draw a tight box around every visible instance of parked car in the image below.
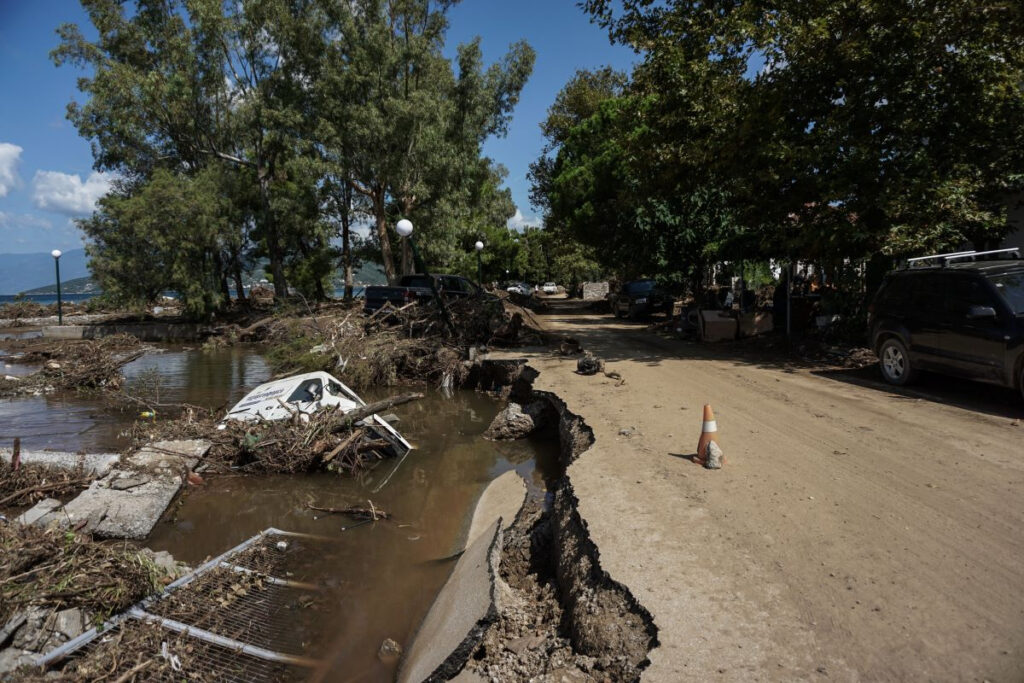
[611,279,673,319]
[539,282,556,294]
[868,249,1024,398]
[364,274,482,312]
[506,282,532,296]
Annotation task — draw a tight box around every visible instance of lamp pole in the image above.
[396,219,456,336]
[474,240,484,285]
[51,250,63,325]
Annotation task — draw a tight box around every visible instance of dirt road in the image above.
[501,304,1024,682]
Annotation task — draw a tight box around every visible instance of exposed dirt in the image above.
[464,381,657,682]
[488,302,1024,682]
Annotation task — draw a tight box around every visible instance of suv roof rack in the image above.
[905,247,1020,268]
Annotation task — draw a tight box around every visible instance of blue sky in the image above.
[0,0,636,255]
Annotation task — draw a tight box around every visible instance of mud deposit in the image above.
[460,371,657,682]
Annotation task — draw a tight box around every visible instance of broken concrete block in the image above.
[16,498,62,526]
[0,647,35,675]
[127,439,210,472]
[0,449,120,478]
[53,608,86,641]
[109,476,151,491]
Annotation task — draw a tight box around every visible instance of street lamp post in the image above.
[396,220,455,336]
[51,250,63,326]
[474,240,484,285]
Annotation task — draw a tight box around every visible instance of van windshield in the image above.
[991,273,1024,314]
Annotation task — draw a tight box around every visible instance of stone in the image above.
[53,609,85,640]
[109,476,150,491]
[0,648,36,675]
[481,403,544,440]
[378,638,402,660]
[704,441,724,469]
[127,439,210,471]
[16,499,62,526]
[11,608,48,651]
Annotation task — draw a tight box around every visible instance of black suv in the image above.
[868,252,1024,398]
[612,279,673,319]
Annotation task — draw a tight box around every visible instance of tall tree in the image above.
[317,0,534,282]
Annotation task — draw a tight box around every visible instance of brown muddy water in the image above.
[0,344,558,681]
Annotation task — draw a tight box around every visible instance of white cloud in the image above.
[0,211,54,231]
[32,170,113,216]
[507,208,542,232]
[0,142,24,197]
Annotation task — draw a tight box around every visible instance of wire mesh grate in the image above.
[37,529,337,678]
[60,619,302,682]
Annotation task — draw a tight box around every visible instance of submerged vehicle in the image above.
[222,371,413,456]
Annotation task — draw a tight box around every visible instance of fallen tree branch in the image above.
[305,502,391,520]
[0,478,93,508]
[332,393,423,429]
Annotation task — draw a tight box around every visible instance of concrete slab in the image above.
[26,440,210,540]
[398,519,502,683]
[59,477,182,539]
[462,470,526,551]
[127,440,209,471]
[0,449,120,478]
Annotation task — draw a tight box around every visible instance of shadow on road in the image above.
[541,299,1024,421]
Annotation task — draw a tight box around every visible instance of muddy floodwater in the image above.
[1,344,557,681]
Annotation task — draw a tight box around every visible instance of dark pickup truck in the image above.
[363,274,483,312]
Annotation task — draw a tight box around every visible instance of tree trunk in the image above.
[375,193,397,284]
[340,184,354,301]
[232,263,247,303]
[259,172,288,298]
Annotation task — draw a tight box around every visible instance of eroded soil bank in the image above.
[444,362,659,682]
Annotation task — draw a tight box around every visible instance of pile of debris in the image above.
[211,296,545,390]
[0,335,145,397]
[0,520,185,676]
[128,394,420,476]
[0,458,92,510]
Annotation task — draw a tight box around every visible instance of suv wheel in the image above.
[879,338,916,386]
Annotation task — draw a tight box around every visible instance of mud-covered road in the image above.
[500,302,1024,682]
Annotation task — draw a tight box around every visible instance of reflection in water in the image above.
[0,345,270,452]
[146,389,559,683]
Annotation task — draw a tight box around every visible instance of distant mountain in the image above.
[0,249,90,295]
[21,276,100,296]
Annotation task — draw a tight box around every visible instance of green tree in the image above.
[80,167,236,318]
[316,0,534,282]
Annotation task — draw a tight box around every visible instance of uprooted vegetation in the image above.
[0,335,145,397]
[0,459,93,509]
[128,394,420,476]
[215,295,546,390]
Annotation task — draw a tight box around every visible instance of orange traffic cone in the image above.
[695,404,721,466]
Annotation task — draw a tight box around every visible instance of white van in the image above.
[222,371,413,456]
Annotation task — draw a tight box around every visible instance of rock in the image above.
[109,476,150,491]
[618,427,634,437]
[704,441,724,469]
[378,638,402,660]
[16,498,62,526]
[53,608,86,640]
[576,354,603,376]
[483,402,549,441]
[44,361,61,371]
[0,648,35,675]
[11,608,49,651]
